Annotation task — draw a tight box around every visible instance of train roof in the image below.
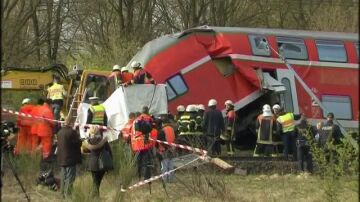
[127,25,359,68]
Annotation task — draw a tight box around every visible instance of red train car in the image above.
[126,26,358,146]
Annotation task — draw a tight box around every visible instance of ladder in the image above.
[67,87,87,126]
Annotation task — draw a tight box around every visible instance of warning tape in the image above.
[151,138,208,156]
[2,108,209,156]
[120,155,207,192]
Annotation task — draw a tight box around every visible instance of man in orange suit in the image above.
[14,98,34,155]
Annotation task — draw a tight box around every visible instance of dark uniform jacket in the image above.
[318,120,343,147]
[203,107,225,137]
[87,135,113,171]
[57,126,82,167]
[296,121,316,146]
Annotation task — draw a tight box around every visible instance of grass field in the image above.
[1,165,358,202]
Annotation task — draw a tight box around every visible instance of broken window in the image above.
[277,37,308,60]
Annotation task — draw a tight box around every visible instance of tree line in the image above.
[1,0,358,68]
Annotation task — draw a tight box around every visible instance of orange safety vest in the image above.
[122,72,134,83]
[158,125,175,154]
[131,114,156,152]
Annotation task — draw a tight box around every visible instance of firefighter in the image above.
[131,106,156,180]
[30,98,44,152]
[177,105,203,151]
[47,75,66,120]
[316,112,344,163]
[108,64,122,89]
[221,100,236,156]
[127,61,155,85]
[36,99,55,179]
[272,104,281,118]
[14,98,34,155]
[86,97,107,127]
[203,99,225,156]
[120,66,134,84]
[253,104,280,157]
[175,105,185,121]
[197,104,205,118]
[156,117,176,183]
[296,116,315,173]
[276,106,302,160]
[120,112,135,143]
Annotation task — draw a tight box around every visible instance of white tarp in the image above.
[78,84,168,141]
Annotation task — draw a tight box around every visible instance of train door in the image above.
[276,69,300,114]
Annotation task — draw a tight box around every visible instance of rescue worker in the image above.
[126,61,155,85]
[156,117,176,183]
[86,97,107,127]
[177,105,203,151]
[221,100,236,156]
[108,64,122,89]
[272,104,281,118]
[253,104,280,157]
[203,99,225,156]
[14,98,34,155]
[316,112,344,163]
[175,105,185,121]
[47,75,66,120]
[37,99,55,175]
[296,116,315,173]
[131,106,156,180]
[120,66,134,84]
[197,104,205,118]
[276,106,302,160]
[120,112,135,144]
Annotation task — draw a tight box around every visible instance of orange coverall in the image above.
[37,103,55,158]
[15,104,33,154]
[30,105,41,151]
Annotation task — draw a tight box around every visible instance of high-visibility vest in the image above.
[131,114,156,152]
[122,72,134,83]
[158,125,175,154]
[47,83,65,100]
[277,112,295,133]
[89,104,106,125]
[256,115,277,144]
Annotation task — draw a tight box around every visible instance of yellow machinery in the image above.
[1,64,112,124]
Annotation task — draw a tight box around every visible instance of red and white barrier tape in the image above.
[120,155,206,192]
[151,138,208,156]
[2,108,209,156]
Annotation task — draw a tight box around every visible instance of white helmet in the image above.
[272,104,281,111]
[197,104,205,111]
[131,61,141,68]
[208,99,217,107]
[22,98,31,105]
[113,64,121,71]
[177,105,185,112]
[263,104,272,116]
[225,100,233,106]
[121,66,128,72]
[186,105,197,112]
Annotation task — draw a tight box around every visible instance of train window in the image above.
[355,42,359,58]
[166,74,188,100]
[321,95,352,120]
[277,37,308,60]
[281,78,294,112]
[249,35,271,56]
[213,57,235,76]
[316,40,347,62]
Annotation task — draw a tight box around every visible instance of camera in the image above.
[1,121,16,138]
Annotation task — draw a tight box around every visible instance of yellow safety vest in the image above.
[47,83,65,100]
[90,104,106,125]
[277,112,295,133]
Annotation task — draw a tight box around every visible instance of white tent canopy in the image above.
[77,84,168,141]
